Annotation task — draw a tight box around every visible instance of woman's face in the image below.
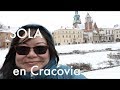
[15,36,50,72]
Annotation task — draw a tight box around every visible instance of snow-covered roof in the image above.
[0,23,18,33]
[9,27,18,33]
[0,28,10,33]
[0,27,18,34]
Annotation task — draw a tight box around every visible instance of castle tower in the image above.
[73,11,81,29]
[85,13,93,32]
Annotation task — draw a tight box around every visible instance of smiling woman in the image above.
[0,24,86,79]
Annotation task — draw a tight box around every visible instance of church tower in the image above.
[73,11,81,29]
[85,13,93,32]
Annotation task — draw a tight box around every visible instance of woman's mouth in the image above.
[25,61,40,66]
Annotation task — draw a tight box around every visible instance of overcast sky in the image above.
[0,11,120,32]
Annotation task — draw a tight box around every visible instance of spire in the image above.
[73,11,81,28]
[85,13,93,23]
[94,22,98,29]
[75,11,78,14]
[93,22,99,33]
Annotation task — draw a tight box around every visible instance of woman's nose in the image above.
[27,48,37,58]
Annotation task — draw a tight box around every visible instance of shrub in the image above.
[67,62,92,72]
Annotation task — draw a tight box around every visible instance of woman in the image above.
[0,24,86,79]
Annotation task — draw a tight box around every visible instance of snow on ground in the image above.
[82,66,120,79]
[0,42,120,78]
[56,42,120,69]
[58,51,116,69]
[55,42,120,53]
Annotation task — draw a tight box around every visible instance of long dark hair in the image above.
[0,24,59,79]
